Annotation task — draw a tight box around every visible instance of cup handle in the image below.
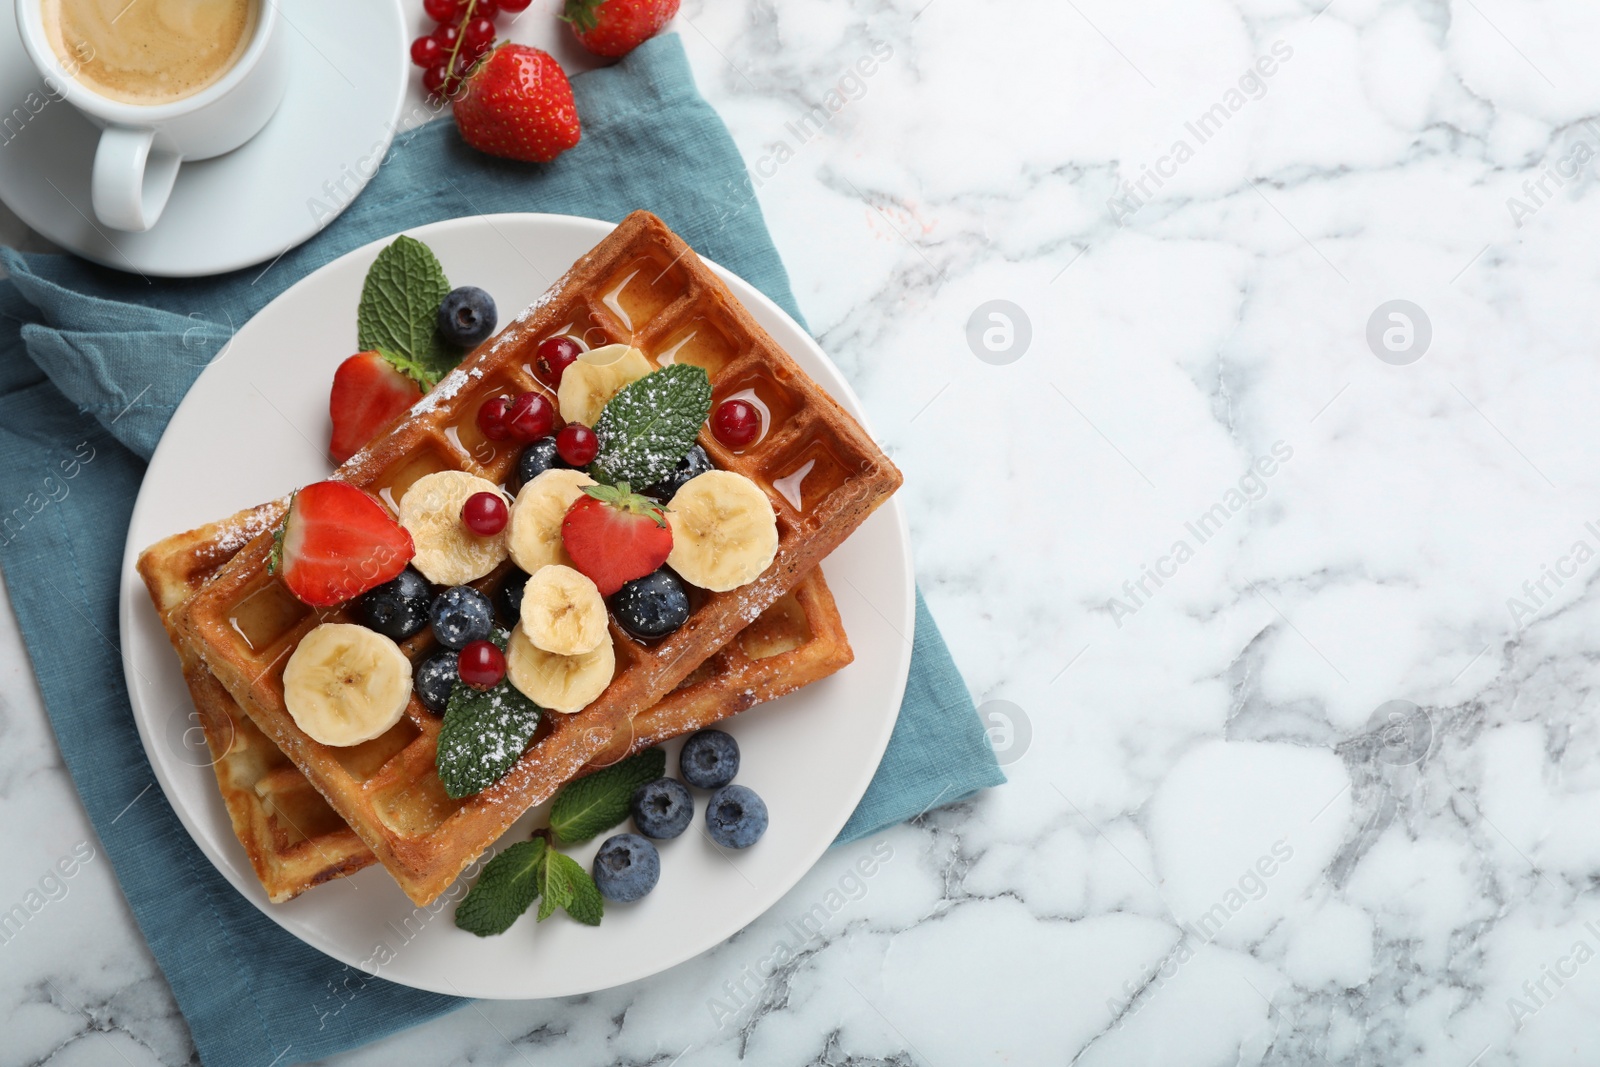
[91,127,181,233]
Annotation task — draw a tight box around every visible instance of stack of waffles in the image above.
[138,211,901,906]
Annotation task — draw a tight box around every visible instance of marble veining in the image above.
[10,0,1600,1062]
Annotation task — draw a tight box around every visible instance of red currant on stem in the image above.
[421,63,449,96]
[461,491,509,536]
[458,640,506,690]
[432,22,460,47]
[507,392,554,441]
[477,395,512,440]
[534,336,581,387]
[423,0,462,23]
[410,35,442,67]
[556,423,599,466]
[495,0,529,10]
[713,398,761,448]
[462,16,495,53]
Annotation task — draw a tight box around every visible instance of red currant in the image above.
[507,392,554,441]
[556,423,598,466]
[534,336,581,387]
[462,15,495,51]
[432,22,460,48]
[421,63,449,95]
[410,35,442,68]
[713,398,761,448]
[477,395,512,441]
[461,491,509,535]
[496,0,530,10]
[458,640,506,690]
[477,0,500,16]
[423,0,462,23]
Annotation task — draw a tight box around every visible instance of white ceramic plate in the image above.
[0,0,408,277]
[118,213,913,999]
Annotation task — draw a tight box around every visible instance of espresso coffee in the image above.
[43,0,258,105]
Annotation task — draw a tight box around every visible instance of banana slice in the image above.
[577,343,635,367]
[521,564,608,656]
[398,470,508,585]
[508,468,594,573]
[666,470,779,592]
[283,623,412,746]
[506,623,615,713]
[557,344,654,426]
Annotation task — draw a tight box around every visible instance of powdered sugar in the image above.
[209,494,291,553]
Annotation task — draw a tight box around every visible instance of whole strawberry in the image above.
[562,0,678,58]
[452,44,580,164]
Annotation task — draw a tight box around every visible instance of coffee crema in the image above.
[43,0,259,106]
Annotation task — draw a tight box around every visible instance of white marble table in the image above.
[9,0,1600,1063]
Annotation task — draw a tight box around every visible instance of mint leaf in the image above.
[548,748,666,845]
[435,673,542,800]
[539,851,601,925]
[589,365,712,487]
[356,236,458,388]
[535,846,575,921]
[561,858,604,926]
[454,837,546,936]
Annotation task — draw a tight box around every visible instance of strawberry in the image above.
[561,483,672,596]
[270,482,416,607]
[451,45,581,164]
[562,0,678,57]
[329,352,423,464]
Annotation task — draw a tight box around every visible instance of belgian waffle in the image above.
[139,502,854,902]
[173,210,902,905]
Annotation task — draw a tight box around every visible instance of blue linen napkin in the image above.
[0,34,1003,1066]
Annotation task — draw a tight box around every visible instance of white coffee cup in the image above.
[14,0,289,233]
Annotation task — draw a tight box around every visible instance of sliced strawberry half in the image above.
[270,481,415,606]
[329,351,423,464]
[561,483,672,596]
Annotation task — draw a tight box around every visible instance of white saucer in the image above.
[0,0,408,278]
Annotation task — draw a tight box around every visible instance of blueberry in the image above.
[430,585,493,649]
[437,286,497,348]
[630,777,693,839]
[592,833,660,902]
[612,568,690,641]
[514,436,567,491]
[351,566,432,641]
[494,568,529,627]
[705,785,767,849]
[414,649,458,714]
[679,728,739,789]
[641,444,712,502]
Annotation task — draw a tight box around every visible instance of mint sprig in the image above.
[455,838,546,936]
[589,364,712,488]
[435,630,542,799]
[453,748,664,934]
[549,748,666,845]
[356,236,459,389]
